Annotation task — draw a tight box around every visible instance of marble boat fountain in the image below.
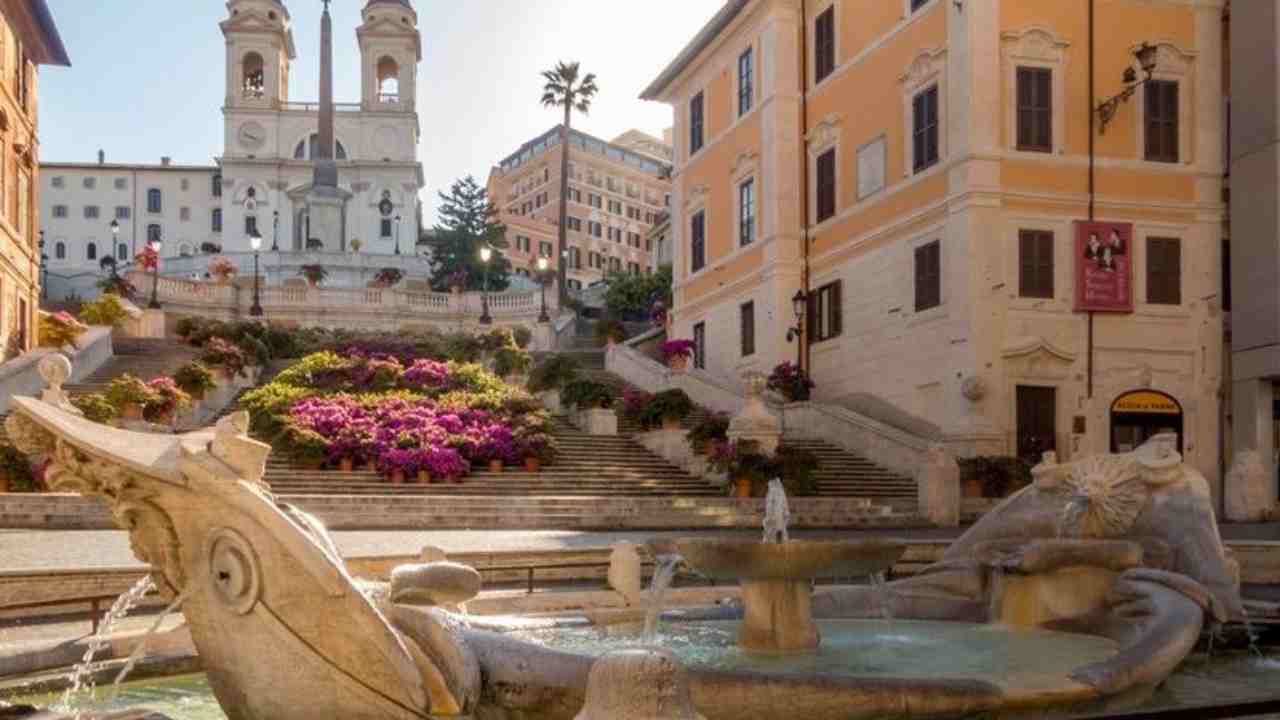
[2,357,1248,719]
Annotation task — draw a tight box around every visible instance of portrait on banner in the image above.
[1075,221,1133,313]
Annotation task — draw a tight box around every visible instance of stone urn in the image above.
[389,469,406,484]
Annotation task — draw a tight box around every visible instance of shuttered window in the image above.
[814,7,835,84]
[912,86,939,172]
[690,210,706,273]
[738,48,754,116]
[740,301,755,357]
[807,280,842,344]
[689,92,705,155]
[816,148,836,223]
[1018,230,1054,298]
[915,240,941,311]
[1145,80,1179,163]
[1016,67,1052,152]
[1147,237,1181,305]
[693,322,706,369]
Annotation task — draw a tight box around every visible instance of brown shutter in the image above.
[1146,81,1179,162]
[1017,68,1052,152]
[830,281,843,337]
[1147,237,1181,305]
[1018,230,1054,298]
[816,149,836,222]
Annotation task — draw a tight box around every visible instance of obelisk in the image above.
[306,0,344,251]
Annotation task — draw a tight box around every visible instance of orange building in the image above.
[0,0,68,359]
[487,126,672,290]
[644,1,1227,496]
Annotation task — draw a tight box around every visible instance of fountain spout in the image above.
[763,479,790,544]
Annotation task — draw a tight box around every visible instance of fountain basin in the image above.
[674,539,906,581]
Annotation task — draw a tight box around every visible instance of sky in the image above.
[37,0,724,223]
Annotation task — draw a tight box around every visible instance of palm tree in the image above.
[541,61,598,304]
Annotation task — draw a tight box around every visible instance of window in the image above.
[1016,67,1052,152]
[588,221,603,238]
[86,242,96,261]
[539,241,553,257]
[211,208,222,233]
[380,218,393,238]
[55,241,65,259]
[568,279,582,290]
[242,51,265,99]
[83,205,99,219]
[912,86,940,172]
[180,178,190,192]
[608,199,622,214]
[588,193,602,209]
[50,176,63,189]
[115,206,130,219]
[569,188,582,203]
[569,247,582,269]
[1145,80,1179,163]
[815,7,835,84]
[914,240,942,311]
[245,215,258,236]
[293,134,348,160]
[147,224,162,244]
[52,204,67,218]
[690,210,706,273]
[808,281,842,343]
[816,149,836,222]
[82,177,95,189]
[693,322,706,369]
[911,0,931,10]
[179,207,191,222]
[740,301,755,356]
[117,243,127,260]
[376,56,400,102]
[739,178,755,246]
[146,188,162,213]
[212,173,222,197]
[738,48,754,116]
[1147,237,1181,305]
[1018,230,1054,298]
[689,92,705,155]
[114,178,127,190]
[567,216,582,232]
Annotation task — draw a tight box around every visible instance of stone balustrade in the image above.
[0,326,113,414]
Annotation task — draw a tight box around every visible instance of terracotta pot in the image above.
[662,416,682,431]
[0,472,9,493]
[733,476,753,498]
[524,457,541,473]
[303,458,324,470]
[339,457,355,473]
[417,470,432,484]
[669,356,689,372]
[120,403,144,422]
[488,459,504,474]
[963,477,985,498]
[389,469,406,484]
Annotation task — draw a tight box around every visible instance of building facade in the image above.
[644,0,1227,497]
[487,126,672,291]
[0,0,67,357]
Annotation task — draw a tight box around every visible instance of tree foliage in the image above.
[541,61,598,299]
[427,176,511,292]
[604,264,672,321]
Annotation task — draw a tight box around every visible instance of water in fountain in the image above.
[56,574,156,717]
[869,572,893,621]
[104,586,193,703]
[763,479,790,544]
[643,554,683,640]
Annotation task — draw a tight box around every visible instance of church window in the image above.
[211,208,222,233]
[294,134,348,161]
[86,242,96,261]
[377,56,400,103]
[245,215,258,236]
[242,52,265,99]
[146,188,162,213]
[381,219,393,238]
[54,241,64,259]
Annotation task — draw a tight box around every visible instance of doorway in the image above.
[1110,389,1183,454]
[1016,385,1057,465]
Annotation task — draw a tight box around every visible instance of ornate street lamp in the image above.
[1096,42,1160,134]
[38,231,46,299]
[394,213,402,256]
[785,289,808,398]
[479,245,493,325]
[109,218,120,262]
[271,210,280,252]
[147,238,163,309]
[249,230,264,317]
[537,256,550,323]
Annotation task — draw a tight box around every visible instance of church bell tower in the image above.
[220,0,297,110]
[357,0,421,112]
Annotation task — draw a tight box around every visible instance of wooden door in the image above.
[1016,385,1057,464]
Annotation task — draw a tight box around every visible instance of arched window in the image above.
[117,243,127,260]
[146,188,162,213]
[86,242,96,261]
[242,52,265,99]
[55,241,65,259]
[377,56,400,103]
[294,133,348,160]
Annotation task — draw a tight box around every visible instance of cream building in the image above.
[644,1,1227,498]
[487,126,672,291]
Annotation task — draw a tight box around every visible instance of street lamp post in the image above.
[1096,42,1160,134]
[479,245,493,325]
[109,219,120,266]
[785,289,809,399]
[394,214,402,255]
[249,230,264,317]
[271,210,279,252]
[147,238,163,309]
[38,232,46,300]
[537,256,550,323]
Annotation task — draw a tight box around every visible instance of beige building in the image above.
[487,126,672,290]
[644,1,1227,498]
[0,0,68,359]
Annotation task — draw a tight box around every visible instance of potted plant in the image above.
[173,362,217,402]
[562,379,615,410]
[209,256,238,284]
[144,376,193,425]
[72,393,118,424]
[709,440,775,498]
[688,414,730,455]
[596,319,626,347]
[78,294,131,329]
[306,238,324,252]
[0,444,34,493]
[767,361,815,402]
[646,388,694,431]
[528,355,579,393]
[512,326,533,350]
[373,267,404,288]
[494,346,532,380]
[96,274,137,300]
[201,337,251,380]
[518,432,556,473]
[621,388,654,428]
[660,339,696,371]
[106,374,160,422]
[38,311,88,349]
[299,264,328,287]
[446,269,468,294]
[351,238,363,253]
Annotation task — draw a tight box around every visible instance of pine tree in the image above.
[426,176,511,292]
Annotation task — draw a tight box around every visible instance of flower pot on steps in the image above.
[389,469,406,485]
[120,403,144,422]
[733,476,753,498]
[339,457,355,473]
[963,477,984,498]
[662,417,682,431]
[0,472,9,493]
[524,457,541,473]
[417,470,432,484]
[488,459,504,474]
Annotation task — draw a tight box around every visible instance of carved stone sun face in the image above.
[1057,455,1147,539]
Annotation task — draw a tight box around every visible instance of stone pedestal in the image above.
[533,322,555,352]
[1225,451,1273,522]
[539,389,562,415]
[738,579,819,653]
[917,444,961,527]
[138,308,166,339]
[637,428,693,468]
[306,191,346,252]
[581,408,617,436]
[607,542,643,605]
[727,373,781,455]
[575,648,705,720]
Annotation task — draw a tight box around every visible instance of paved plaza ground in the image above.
[4,523,1280,573]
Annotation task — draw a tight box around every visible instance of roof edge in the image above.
[640,0,749,102]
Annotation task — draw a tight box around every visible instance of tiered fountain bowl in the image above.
[675,538,907,653]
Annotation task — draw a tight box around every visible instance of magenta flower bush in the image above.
[404,359,451,390]
[660,339,696,362]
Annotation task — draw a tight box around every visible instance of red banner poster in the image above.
[1075,221,1133,313]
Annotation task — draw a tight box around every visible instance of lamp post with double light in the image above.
[537,256,550,322]
[147,238,163,309]
[249,230,264,317]
[479,245,493,325]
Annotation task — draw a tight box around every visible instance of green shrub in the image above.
[72,393,117,424]
[512,326,533,349]
[641,389,693,427]
[273,352,349,387]
[527,355,580,392]
[0,444,35,491]
[604,265,672,320]
[494,347,532,377]
[79,294,131,327]
[105,375,159,409]
[687,414,730,451]
[562,380,615,409]
[173,362,218,397]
